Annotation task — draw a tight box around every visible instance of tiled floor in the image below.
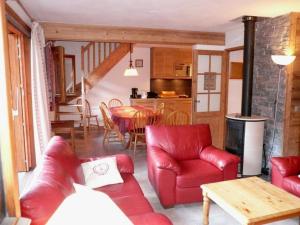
[21,128,299,225]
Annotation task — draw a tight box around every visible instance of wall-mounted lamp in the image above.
[271,55,296,66]
[124,43,138,76]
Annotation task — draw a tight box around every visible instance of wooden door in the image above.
[64,54,76,94]
[7,33,28,171]
[52,46,66,102]
[192,50,227,148]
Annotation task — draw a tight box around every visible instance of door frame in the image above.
[192,49,228,148]
[7,22,35,171]
[224,46,244,115]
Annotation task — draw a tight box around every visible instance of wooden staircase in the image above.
[55,41,129,104]
[81,42,130,86]
[53,42,130,140]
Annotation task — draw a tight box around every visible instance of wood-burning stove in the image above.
[225,16,267,176]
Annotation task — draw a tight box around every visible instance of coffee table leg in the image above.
[203,191,211,225]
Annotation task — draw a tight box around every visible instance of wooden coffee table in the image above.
[201,177,300,225]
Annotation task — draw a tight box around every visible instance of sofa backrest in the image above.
[20,136,84,225]
[145,124,212,161]
[44,136,85,184]
[20,158,75,225]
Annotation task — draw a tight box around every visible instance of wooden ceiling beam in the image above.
[41,22,225,45]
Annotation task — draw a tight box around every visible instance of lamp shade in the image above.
[124,68,138,76]
[124,43,138,76]
[271,55,296,66]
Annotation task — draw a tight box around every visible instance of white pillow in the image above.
[81,157,123,188]
[46,184,133,225]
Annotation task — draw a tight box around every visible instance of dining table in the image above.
[109,105,151,135]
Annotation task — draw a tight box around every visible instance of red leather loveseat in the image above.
[20,136,172,225]
[271,156,300,197]
[145,124,240,208]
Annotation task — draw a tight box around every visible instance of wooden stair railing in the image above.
[81,42,130,86]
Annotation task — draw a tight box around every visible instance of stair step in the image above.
[58,103,83,107]
[56,112,83,115]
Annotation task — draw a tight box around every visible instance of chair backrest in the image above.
[99,102,114,130]
[76,98,91,116]
[166,110,190,125]
[108,98,123,108]
[155,102,165,112]
[132,110,156,134]
[145,124,212,161]
[157,106,174,125]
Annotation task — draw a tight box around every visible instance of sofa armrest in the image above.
[79,154,134,174]
[271,156,300,177]
[148,146,181,175]
[200,146,240,171]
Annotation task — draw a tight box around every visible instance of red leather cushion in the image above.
[95,173,144,198]
[129,212,173,225]
[177,160,223,188]
[20,159,75,225]
[282,176,300,197]
[146,124,212,161]
[113,195,153,216]
[44,136,84,184]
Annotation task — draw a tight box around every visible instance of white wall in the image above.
[225,24,244,49]
[225,24,244,114]
[87,47,150,120]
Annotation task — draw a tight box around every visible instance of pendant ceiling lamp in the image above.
[124,43,138,76]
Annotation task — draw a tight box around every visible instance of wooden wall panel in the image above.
[284,13,300,156]
[0,0,20,216]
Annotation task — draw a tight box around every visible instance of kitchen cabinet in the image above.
[151,48,192,79]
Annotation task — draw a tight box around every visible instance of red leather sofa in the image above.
[20,136,172,225]
[271,156,300,197]
[145,124,240,208]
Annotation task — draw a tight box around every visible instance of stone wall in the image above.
[252,14,290,165]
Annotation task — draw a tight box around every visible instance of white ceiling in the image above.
[18,0,300,32]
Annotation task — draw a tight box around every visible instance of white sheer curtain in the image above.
[31,22,51,163]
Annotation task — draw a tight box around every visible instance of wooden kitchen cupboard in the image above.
[151,47,192,78]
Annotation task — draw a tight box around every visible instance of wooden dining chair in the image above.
[166,110,190,125]
[76,98,100,130]
[130,110,155,157]
[157,106,174,125]
[108,98,123,108]
[155,102,165,112]
[99,102,124,146]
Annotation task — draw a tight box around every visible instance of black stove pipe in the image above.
[241,16,257,117]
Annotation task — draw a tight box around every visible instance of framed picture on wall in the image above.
[135,59,143,68]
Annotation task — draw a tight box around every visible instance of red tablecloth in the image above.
[110,106,148,134]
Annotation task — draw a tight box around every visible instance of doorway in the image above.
[225,46,244,115]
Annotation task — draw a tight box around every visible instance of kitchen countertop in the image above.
[130,97,192,100]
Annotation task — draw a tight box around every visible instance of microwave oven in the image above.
[174,63,192,77]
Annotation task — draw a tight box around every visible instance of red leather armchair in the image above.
[271,156,300,197]
[145,124,240,208]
